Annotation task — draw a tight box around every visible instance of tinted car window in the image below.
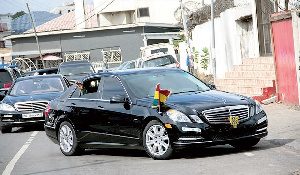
[61,84,77,99]
[123,71,210,98]
[102,76,125,100]
[80,79,101,99]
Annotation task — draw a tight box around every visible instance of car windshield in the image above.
[144,55,175,68]
[118,61,135,70]
[9,77,64,96]
[59,64,94,76]
[123,70,211,98]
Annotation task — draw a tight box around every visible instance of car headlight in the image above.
[255,100,263,114]
[167,110,192,123]
[189,114,204,123]
[0,103,15,112]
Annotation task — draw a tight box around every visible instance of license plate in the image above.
[22,113,43,118]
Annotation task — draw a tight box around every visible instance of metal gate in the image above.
[271,11,299,104]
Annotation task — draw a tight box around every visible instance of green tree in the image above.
[200,47,209,70]
[12,11,26,20]
[172,34,185,47]
[191,47,199,63]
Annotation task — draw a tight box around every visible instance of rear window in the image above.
[143,55,176,68]
[59,64,94,76]
[0,70,13,83]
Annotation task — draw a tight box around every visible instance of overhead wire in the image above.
[3,0,27,13]
[11,0,118,34]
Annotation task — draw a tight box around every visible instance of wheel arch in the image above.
[55,115,76,139]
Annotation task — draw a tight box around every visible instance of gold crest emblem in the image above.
[228,116,239,128]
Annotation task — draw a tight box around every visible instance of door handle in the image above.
[71,103,76,107]
[98,105,104,109]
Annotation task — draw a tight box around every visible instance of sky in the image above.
[0,0,93,15]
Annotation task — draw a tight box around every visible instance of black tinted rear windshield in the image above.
[144,55,176,68]
[0,70,13,82]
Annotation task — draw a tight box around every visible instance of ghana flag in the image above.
[152,84,171,108]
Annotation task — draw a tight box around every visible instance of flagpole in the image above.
[158,83,161,114]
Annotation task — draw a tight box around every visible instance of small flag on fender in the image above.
[152,84,171,108]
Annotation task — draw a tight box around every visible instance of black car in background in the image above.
[44,68,268,160]
[0,74,70,133]
[58,60,95,84]
[25,67,58,76]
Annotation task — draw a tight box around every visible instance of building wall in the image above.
[99,11,134,26]
[191,3,259,78]
[12,27,144,62]
[94,0,182,26]
[11,25,179,68]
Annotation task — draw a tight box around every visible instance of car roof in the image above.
[59,60,91,66]
[82,67,182,81]
[26,67,58,73]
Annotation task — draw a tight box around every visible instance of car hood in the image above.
[2,92,62,105]
[136,90,253,113]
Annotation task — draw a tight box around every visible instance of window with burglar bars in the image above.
[64,52,90,62]
[101,48,122,63]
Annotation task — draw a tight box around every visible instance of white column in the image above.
[75,0,86,29]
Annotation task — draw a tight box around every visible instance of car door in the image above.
[64,78,106,141]
[95,75,137,144]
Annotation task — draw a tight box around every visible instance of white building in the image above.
[51,2,75,15]
[189,0,291,78]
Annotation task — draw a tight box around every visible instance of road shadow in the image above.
[84,148,149,158]
[173,138,296,159]
[77,138,295,160]
[12,125,44,133]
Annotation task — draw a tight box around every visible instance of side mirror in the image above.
[110,95,126,103]
[208,84,216,90]
[0,89,8,100]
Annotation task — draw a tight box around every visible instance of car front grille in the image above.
[15,101,49,112]
[209,128,256,140]
[201,105,249,124]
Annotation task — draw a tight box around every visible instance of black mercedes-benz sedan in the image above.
[0,74,70,133]
[44,68,268,160]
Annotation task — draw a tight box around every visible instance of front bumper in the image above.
[0,112,45,128]
[169,112,268,149]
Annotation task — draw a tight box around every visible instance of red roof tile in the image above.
[25,5,98,33]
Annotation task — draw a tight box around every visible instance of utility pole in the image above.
[26,3,45,69]
[180,0,194,75]
[211,0,216,84]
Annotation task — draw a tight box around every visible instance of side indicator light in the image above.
[165,123,172,128]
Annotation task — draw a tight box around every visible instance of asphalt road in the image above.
[0,103,300,175]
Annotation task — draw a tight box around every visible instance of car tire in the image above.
[230,138,261,149]
[1,126,12,133]
[143,120,173,160]
[59,121,83,156]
